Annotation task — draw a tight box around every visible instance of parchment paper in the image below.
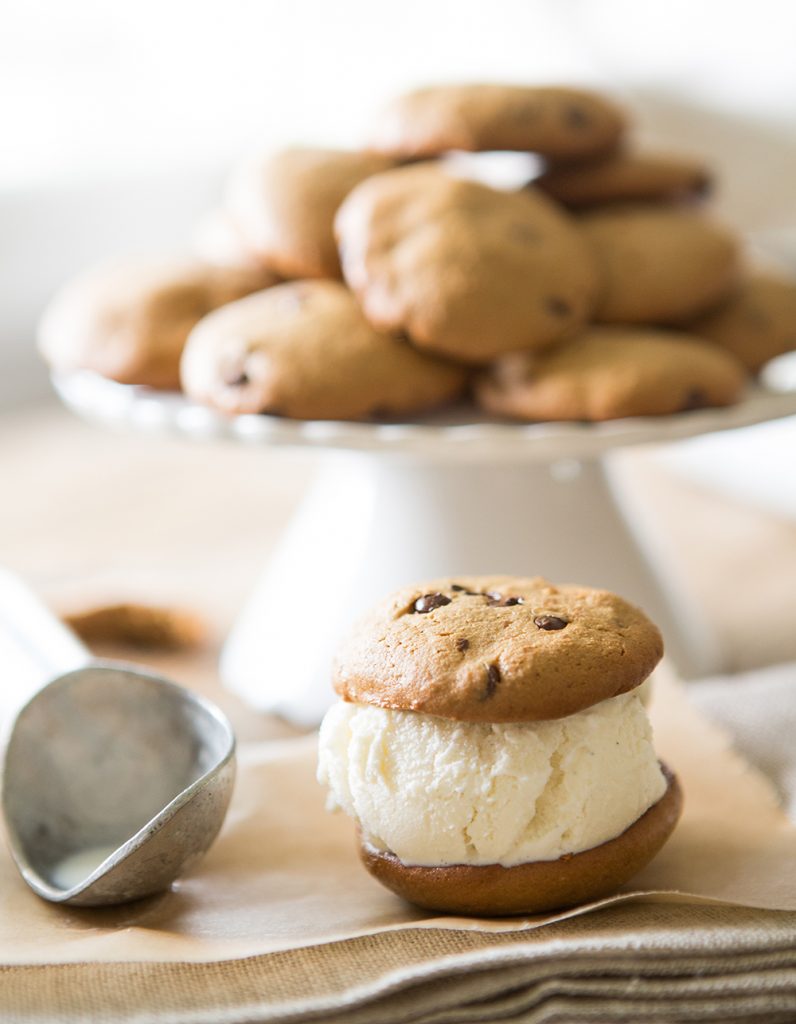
[1,669,794,965]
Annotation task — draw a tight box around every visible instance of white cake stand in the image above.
[53,369,796,726]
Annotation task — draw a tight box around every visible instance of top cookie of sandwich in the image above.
[367,84,626,161]
[38,259,277,390]
[333,576,663,723]
[335,165,597,363]
[226,147,394,280]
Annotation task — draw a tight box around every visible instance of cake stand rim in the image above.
[51,370,796,464]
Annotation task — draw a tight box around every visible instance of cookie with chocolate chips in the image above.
[39,259,278,390]
[475,326,746,422]
[580,205,741,324]
[367,84,626,161]
[333,575,663,722]
[179,280,466,420]
[536,150,713,208]
[335,164,597,364]
[225,147,394,280]
[688,272,796,373]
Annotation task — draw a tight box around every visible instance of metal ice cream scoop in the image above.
[0,569,235,906]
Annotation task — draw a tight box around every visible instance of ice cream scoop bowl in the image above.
[0,571,235,907]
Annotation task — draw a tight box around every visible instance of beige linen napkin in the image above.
[691,661,796,818]
[1,669,795,1021]
[0,903,794,1023]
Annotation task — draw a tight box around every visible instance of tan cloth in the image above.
[1,671,795,1021]
[0,904,794,1023]
[2,408,796,1020]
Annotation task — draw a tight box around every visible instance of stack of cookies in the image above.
[41,83,796,423]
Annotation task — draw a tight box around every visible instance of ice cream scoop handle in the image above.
[0,568,91,708]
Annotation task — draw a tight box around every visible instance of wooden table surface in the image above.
[1,403,795,741]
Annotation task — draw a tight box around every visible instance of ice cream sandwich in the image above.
[317,576,681,915]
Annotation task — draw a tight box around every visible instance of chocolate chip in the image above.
[566,105,591,131]
[744,306,771,330]
[456,637,470,652]
[546,296,572,318]
[681,388,708,412]
[510,101,541,123]
[692,173,713,200]
[534,614,568,631]
[509,222,541,245]
[481,663,501,700]
[452,585,481,596]
[486,592,525,607]
[413,593,452,614]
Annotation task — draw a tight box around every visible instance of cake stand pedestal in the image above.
[54,372,796,726]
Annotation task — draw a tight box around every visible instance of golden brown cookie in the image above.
[180,280,467,420]
[475,326,746,422]
[536,150,712,207]
[64,603,207,652]
[39,259,277,390]
[688,273,796,373]
[580,205,741,324]
[333,575,663,723]
[359,766,682,915]
[226,147,394,279]
[367,84,626,161]
[335,165,597,364]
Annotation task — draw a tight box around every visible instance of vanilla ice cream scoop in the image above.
[318,690,665,868]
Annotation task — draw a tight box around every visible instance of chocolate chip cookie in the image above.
[475,326,746,421]
[180,280,467,420]
[333,575,663,722]
[225,147,394,279]
[38,259,277,390]
[580,205,741,324]
[536,150,712,207]
[335,165,597,363]
[367,84,626,160]
[688,272,796,372]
